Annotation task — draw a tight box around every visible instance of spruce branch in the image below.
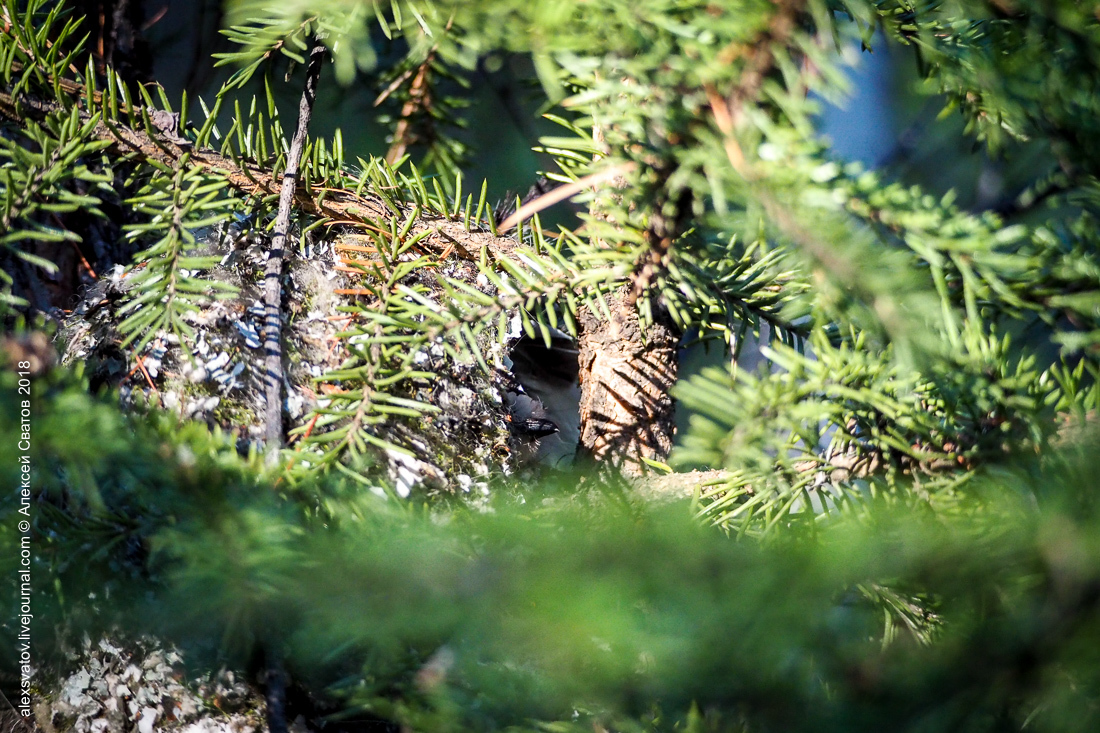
[0,83,532,273]
[263,39,325,455]
[721,0,800,128]
[381,45,434,166]
[374,15,468,183]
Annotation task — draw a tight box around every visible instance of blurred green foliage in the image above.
[5,362,1100,732]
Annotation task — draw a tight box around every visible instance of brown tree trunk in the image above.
[575,115,681,475]
[577,290,678,475]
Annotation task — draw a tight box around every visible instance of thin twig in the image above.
[385,57,432,165]
[380,15,455,165]
[263,40,326,459]
[134,354,161,398]
[498,162,635,233]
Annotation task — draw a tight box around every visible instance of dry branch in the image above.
[262,40,325,454]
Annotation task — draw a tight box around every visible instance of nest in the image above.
[56,218,576,499]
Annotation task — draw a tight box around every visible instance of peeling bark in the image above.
[577,291,678,475]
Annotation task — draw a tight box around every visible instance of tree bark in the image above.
[576,118,680,476]
[263,41,326,457]
[577,290,677,475]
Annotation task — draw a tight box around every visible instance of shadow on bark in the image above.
[577,290,678,476]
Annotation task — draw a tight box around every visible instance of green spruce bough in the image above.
[3,0,1100,730]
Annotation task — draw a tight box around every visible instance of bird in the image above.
[503,334,581,467]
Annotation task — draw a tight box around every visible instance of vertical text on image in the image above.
[15,358,33,718]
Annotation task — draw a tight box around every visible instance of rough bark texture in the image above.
[577,111,682,476]
[577,291,677,475]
